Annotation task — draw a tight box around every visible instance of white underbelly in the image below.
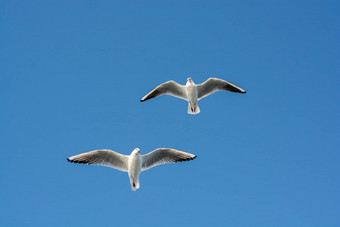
[128,156,142,178]
[186,85,198,102]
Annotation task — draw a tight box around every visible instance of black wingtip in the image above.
[140,99,144,102]
[190,155,197,161]
[67,157,88,164]
[242,90,246,94]
[67,157,77,163]
[177,155,197,163]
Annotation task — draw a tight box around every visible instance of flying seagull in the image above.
[140,77,246,114]
[67,148,196,191]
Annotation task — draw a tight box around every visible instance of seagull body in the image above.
[67,148,196,191]
[128,149,142,190]
[185,79,200,114]
[141,77,246,114]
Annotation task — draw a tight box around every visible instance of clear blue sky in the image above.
[1,0,339,226]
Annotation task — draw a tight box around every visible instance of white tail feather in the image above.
[130,179,140,191]
[187,102,200,115]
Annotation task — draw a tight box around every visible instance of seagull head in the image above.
[134,148,140,154]
[186,77,194,85]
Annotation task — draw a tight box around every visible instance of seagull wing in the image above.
[197,78,246,100]
[141,148,196,171]
[67,149,129,172]
[140,81,187,102]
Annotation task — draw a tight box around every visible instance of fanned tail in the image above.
[130,178,140,191]
[187,102,200,115]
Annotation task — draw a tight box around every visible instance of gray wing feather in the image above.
[197,78,246,100]
[140,81,187,102]
[67,149,129,172]
[141,148,196,171]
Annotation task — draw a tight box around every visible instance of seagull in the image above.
[67,148,196,191]
[141,77,246,114]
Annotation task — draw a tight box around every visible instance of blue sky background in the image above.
[1,0,339,226]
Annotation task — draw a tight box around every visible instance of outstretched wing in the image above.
[141,148,196,171]
[140,81,187,102]
[197,78,246,100]
[67,149,129,172]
